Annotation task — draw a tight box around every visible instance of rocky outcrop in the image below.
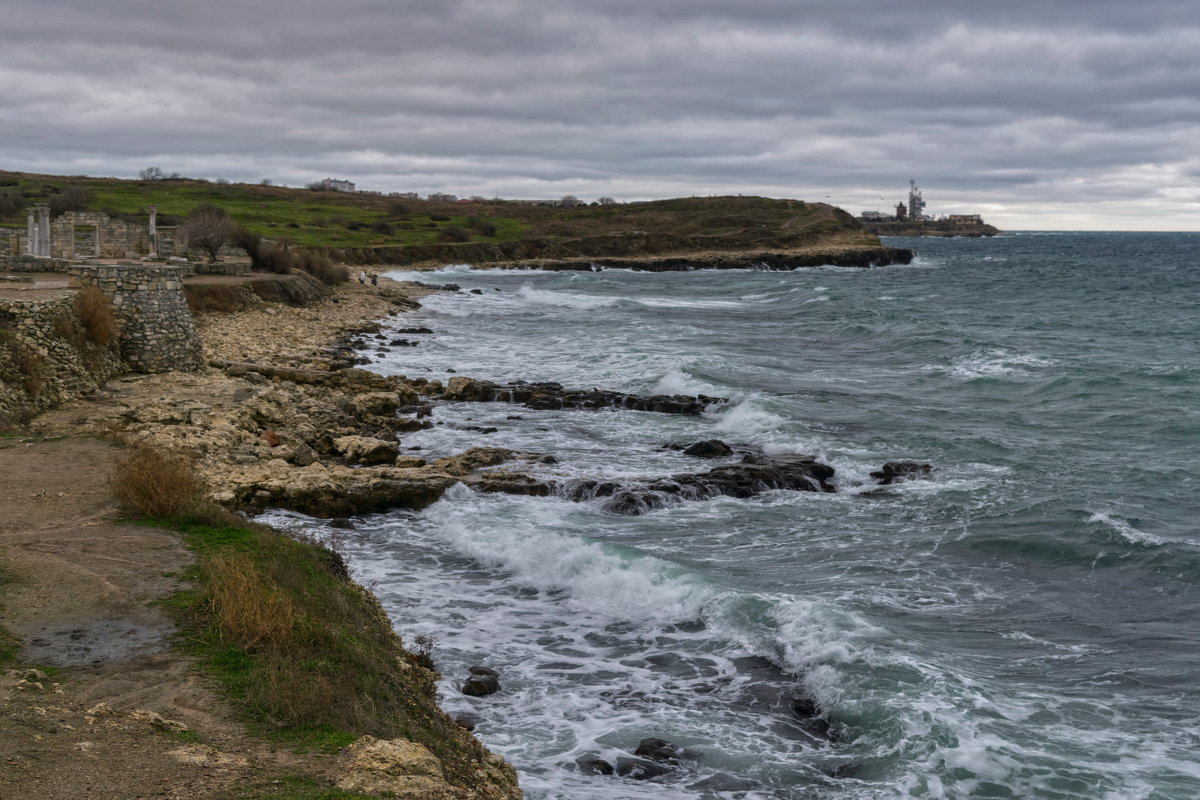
[336,735,520,800]
[443,377,723,415]
[550,453,836,514]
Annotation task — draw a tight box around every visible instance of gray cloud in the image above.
[2,1,1198,228]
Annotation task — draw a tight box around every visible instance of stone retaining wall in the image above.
[0,293,124,424]
[69,265,204,373]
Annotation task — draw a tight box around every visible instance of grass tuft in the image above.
[110,446,209,518]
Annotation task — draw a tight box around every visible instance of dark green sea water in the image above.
[270,232,1200,798]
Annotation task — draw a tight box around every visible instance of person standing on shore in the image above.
[358,270,366,284]
[370,273,378,286]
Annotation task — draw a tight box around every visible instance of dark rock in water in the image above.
[615,756,676,780]
[461,669,500,696]
[687,773,761,792]
[461,425,499,434]
[633,737,683,765]
[389,338,418,347]
[574,755,615,776]
[328,518,356,530]
[468,665,500,677]
[560,453,835,515]
[451,712,479,731]
[871,461,933,485]
[461,675,499,697]
[681,439,733,458]
[395,326,434,334]
[790,695,819,718]
[470,288,484,294]
[442,375,723,415]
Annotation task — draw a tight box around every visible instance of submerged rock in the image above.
[615,756,677,780]
[633,737,684,765]
[443,376,722,415]
[870,460,933,485]
[574,755,615,776]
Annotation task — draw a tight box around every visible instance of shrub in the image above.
[48,185,90,215]
[388,201,410,218]
[0,330,48,397]
[429,214,450,222]
[473,218,497,237]
[369,220,392,235]
[438,225,471,243]
[110,446,208,518]
[294,251,349,285]
[185,284,254,313]
[74,286,118,345]
[233,227,293,274]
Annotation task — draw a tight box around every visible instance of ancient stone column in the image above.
[147,205,158,258]
[25,207,35,255]
[36,204,51,257]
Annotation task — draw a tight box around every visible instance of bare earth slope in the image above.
[0,437,330,800]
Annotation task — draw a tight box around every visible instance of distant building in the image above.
[427,193,458,203]
[947,214,983,225]
[859,210,887,221]
[895,202,908,220]
[316,178,356,192]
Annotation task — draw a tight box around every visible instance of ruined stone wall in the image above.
[0,254,74,272]
[69,265,204,373]
[0,293,124,426]
[49,211,160,259]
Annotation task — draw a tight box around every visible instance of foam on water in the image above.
[328,236,1200,798]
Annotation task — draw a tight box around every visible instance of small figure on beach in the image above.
[370,273,378,286]
[358,270,366,284]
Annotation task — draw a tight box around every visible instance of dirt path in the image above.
[0,438,329,799]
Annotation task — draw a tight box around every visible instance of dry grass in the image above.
[204,551,302,651]
[74,286,118,345]
[110,445,208,517]
[184,284,255,313]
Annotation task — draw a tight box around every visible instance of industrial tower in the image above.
[908,179,926,222]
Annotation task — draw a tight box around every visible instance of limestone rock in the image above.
[334,435,400,465]
[335,736,459,800]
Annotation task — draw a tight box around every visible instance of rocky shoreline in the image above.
[20,273,931,798]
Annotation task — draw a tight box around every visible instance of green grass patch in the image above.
[137,508,489,783]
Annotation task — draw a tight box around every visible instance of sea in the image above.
[263,232,1200,799]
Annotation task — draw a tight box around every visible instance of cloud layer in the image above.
[3,1,1198,229]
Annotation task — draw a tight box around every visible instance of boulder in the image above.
[871,461,933,485]
[461,669,500,697]
[574,755,615,776]
[680,439,732,458]
[335,736,457,800]
[334,435,400,465]
[633,737,683,765]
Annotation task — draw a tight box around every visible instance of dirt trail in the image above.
[0,437,328,799]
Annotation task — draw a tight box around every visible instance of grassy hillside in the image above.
[0,169,875,255]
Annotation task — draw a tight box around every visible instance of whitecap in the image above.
[1087,511,1167,547]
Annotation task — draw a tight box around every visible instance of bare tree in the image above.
[184,203,232,262]
[597,196,617,205]
[139,166,165,181]
[559,195,582,207]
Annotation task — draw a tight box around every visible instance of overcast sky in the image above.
[3,1,1198,230]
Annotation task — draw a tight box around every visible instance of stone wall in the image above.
[0,293,124,425]
[69,265,204,373]
[0,254,75,272]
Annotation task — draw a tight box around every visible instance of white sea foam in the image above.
[948,349,1055,379]
[515,284,620,310]
[1088,511,1168,547]
[651,366,727,398]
